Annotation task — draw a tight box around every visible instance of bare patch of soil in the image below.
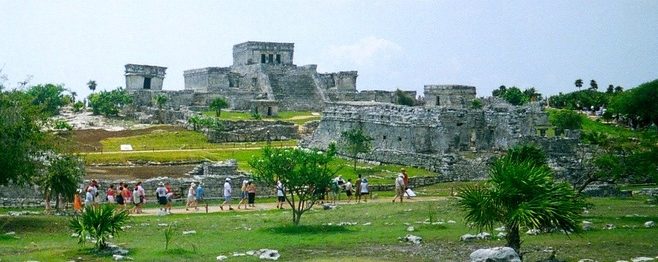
[85,164,196,180]
[73,126,186,152]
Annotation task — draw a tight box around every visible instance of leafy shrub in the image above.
[69,205,129,251]
[72,101,84,113]
[549,109,583,130]
[88,88,132,116]
[471,98,483,109]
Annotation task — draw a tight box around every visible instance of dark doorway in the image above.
[143,77,152,89]
[267,107,272,116]
[435,96,440,106]
[268,54,274,64]
[261,54,266,63]
[276,54,281,64]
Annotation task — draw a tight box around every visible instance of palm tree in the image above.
[590,79,598,91]
[69,205,129,251]
[575,79,583,90]
[458,156,584,257]
[209,97,229,117]
[87,80,97,92]
[154,94,168,124]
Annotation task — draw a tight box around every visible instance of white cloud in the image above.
[326,37,403,66]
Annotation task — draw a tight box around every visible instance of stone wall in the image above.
[301,101,577,180]
[424,85,476,107]
[207,120,298,142]
[125,64,167,91]
[233,41,294,66]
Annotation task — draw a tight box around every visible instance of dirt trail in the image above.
[130,196,447,216]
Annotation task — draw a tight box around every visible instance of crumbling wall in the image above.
[207,120,298,142]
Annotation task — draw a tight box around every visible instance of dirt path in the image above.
[131,196,447,216]
[83,145,295,155]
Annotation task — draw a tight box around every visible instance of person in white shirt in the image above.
[220,178,233,211]
[392,174,406,203]
[186,182,197,211]
[360,178,369,203]
[276,180,286,209]
[344,179,354,203]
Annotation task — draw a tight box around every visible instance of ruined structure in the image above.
[128,41,416,115]
[125,64,167,91]
[302,86,582,180]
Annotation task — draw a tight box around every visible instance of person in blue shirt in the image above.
[195,183,207,213]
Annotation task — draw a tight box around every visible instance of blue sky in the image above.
[1,0,657,99]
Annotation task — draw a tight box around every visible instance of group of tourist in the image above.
[72,171,410,215]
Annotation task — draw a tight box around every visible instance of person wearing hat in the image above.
[155,182,167,212]
[220,178,234,211]
[186,182,197,211]
[392,173,406,203]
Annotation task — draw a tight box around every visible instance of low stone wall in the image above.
[207,120,299,142]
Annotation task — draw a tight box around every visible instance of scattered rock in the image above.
[258,249,280,260]
[604,224,616,230]
[447,220,456,224]
[246,250,256,256]
[112,254,133,261]
[469,247,520,262]
[578,259,597,262]
[70,233,79,238]
[400,234,422,245]
[140,223,150,227]
[406,226,415,232]
[232,252,246,256]
[157,223,168,227]
[5,231,16,235]
[644,221,655,228]
[216,255,228,261]
[631,257,655,262]
[7,211,41,216]
[362,222,372,226]
[583,221,593,231]
[494,226,506,232]
[496,232,507,239]
[182,230,197,235]
[460,234,477,241]
[322,204,336,210]
[526,229,541,235]
[476,232,491,240]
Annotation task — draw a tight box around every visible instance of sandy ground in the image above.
[129,196,445,216]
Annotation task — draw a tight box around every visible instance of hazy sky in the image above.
[1,0,657,99]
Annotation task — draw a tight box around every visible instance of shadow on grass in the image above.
[266,225,353,235]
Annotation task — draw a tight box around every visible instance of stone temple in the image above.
[127,41,416,115]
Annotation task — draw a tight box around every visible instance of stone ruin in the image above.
[302,85,585,180]
[127,41,417,115]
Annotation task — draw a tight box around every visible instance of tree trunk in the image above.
[44,190,51,212]
[506,224,521,259]
[55,194,61,211]
[577,176,596,195]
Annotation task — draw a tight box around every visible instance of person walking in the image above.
[220,178,233,211]
[275,179,285,209]
[237,179,249,209]
[155,182,167,212]
[246,181,256,208]
[132,185,143,214]
[165,182,174,214]
[186,182,197,211]
[196,183,207,213]
[359,178,369,203]
[354,175,362,203]
[344,179,354,203]
[392,174,405,203]
[401,168,410,199]
[106,184,116,204]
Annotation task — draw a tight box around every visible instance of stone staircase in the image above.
[267,68,323,111]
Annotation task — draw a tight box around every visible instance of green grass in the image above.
[1,195,656,261]
[99,129,297,152]
[203,110,321,125]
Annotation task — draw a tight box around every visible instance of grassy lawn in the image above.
[99,129,297,152]
[1,195,656,261]
[203,110,321,125]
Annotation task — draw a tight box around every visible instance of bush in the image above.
[88,88,132,116]
[549,109,583,130]
[471,99,483,109]
[69,205,129,251]
[72,101,84,113]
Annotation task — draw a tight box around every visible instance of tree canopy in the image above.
[88,88,132,116]
[394,89,415,106]
[249,145,337,225]
[340,127,373,172]
[608,79,658,129]
[26,83,67,116]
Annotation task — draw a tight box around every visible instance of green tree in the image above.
[549,109,583,131]
[614,86,624,93]
[0,90,51,186]
[249,145,337,225]
[606,85,614,94]
[394,89,414,106]
[154,94,168,124]
[69,205,130,251]
[501,86,528,106]
[458,149,584,257]
[522,87,542,102]
[26,84,67,116]
[209,97,229,117]
[88,88,132,116]
[340,127,374,172]
[575,79,583,90]
[87,80,97,92]
[589,79,598,91]
[492,85,507,97]
[609,79,658,129]
[37,154,85,211]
